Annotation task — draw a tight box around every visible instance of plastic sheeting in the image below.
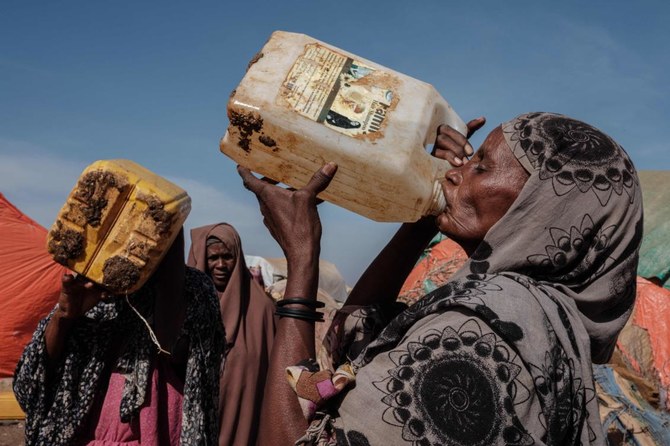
[263,257,349,303]
[0,193,66,377]
[638,170,670,289]
[594,364,670,445]
[615,277,670,411]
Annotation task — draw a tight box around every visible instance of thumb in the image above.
[304,162,338,195]
[466,117,486,138]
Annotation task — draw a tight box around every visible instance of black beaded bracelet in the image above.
[276,298,325,309]
[275,306,324,322]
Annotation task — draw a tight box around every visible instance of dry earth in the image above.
[0,421,24,446]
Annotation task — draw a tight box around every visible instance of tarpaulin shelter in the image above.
[637,170,670,289]
[0,193,66,378]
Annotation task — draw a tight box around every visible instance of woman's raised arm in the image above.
[238,163,337,445]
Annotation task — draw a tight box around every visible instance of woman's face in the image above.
[436,127,529,253]
[206,242,236,291]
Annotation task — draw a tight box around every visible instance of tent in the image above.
[0,193,66,378]
[637,170,670,289]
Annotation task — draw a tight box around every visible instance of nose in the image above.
[445,166,463,185]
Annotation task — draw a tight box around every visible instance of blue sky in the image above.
[1,1,668,284]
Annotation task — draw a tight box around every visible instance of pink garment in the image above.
[81,358,184,446]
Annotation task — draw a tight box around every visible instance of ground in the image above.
[0,421,24,446]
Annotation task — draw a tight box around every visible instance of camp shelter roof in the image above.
[0,193,66,378]
[263,257,349,302]
[638,170,670,288]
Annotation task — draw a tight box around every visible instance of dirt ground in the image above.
[0,421,24,446]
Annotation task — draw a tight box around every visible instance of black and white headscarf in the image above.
[316,113,642,446]
[14,267,225,446]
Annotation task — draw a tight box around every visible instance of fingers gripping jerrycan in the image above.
[220,31,467,222]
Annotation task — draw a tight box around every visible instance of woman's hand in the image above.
[237,163,337,264]
[56,274,108,320]
[433,117,486,166]
[45,274,108,366]
[342,117,488,308]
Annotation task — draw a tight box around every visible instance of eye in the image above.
[472,162,487,172]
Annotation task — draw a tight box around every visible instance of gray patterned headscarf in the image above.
[350,112,642,445]
[497,112,643,362]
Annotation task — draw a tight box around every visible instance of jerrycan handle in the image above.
[422,93,468,181]
[424,95,468,147]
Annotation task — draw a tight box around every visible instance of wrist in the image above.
[54,302,82,323]
[285,257,319,298]
[49,307,77,337]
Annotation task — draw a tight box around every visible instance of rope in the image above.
[125,294,171,356]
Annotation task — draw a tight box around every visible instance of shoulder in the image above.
[184,266,219,310]
[185,266,217,294]
[249,283,276,309]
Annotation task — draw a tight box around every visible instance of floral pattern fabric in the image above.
[13,267,224,446]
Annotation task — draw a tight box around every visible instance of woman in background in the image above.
[187,223,276,446]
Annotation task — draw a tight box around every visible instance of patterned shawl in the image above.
[301,113,643,445]
[13,267,224,446]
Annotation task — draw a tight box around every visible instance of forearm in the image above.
[44,309,75,367]
[346,218,438,307]
[257,256,319,445]
[257,319,314,445]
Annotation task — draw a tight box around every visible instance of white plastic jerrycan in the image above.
[220,31,467,222]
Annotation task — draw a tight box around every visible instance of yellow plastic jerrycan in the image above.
[220,31,467,222]
[47,159,191,294]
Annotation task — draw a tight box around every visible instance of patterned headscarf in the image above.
[498,112,643,362]
[346,113,643,445]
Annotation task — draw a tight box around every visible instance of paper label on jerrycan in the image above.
[279,44,396,139]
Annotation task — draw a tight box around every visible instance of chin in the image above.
[435,214,450,234]
[214,280,229,290]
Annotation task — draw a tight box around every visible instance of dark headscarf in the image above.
[187,223,276,446]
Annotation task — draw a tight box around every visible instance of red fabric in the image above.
[399,238,468,305]
[0,193,66,377]
[630,278,670,403]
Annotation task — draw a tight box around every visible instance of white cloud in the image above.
[164,175,286,261]
[0,140,406,285]
[0,141,85,196]
[0,141,87,228]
